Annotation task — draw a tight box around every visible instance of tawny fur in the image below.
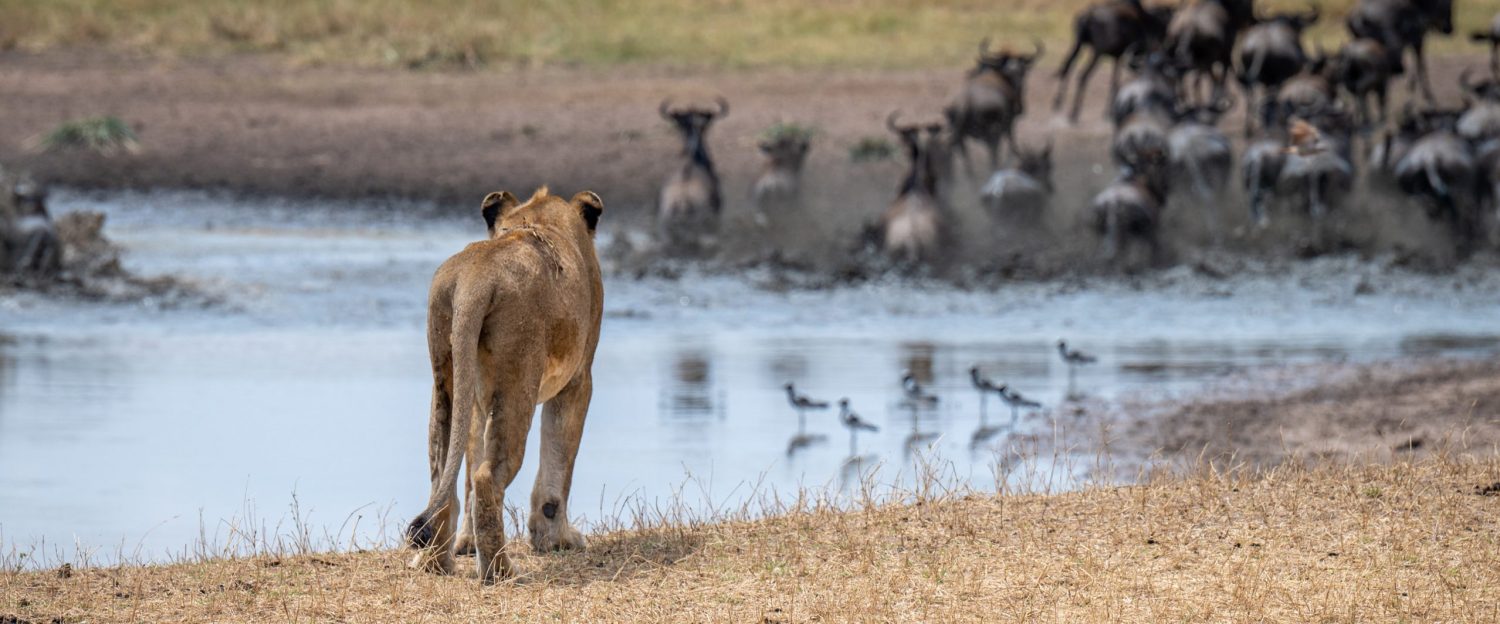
[406,187,605,584]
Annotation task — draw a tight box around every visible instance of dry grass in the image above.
[3,0,1500,70]
[4,456,1498,622]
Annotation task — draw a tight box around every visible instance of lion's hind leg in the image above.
[471,375,538,584]
[529,372,592,553]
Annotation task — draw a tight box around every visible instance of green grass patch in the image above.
[34,116,139,155]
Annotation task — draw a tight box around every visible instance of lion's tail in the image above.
[407,284,486,551]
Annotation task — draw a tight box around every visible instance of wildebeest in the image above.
[1054,0,1175,122]
[1111,51,1181,126]
[946,40,1043,173]
[1092,148,1171,264]
[980,141,1054,224]
[1393,114,1483,253]
[658,97,728,253]
[1274,53,1337,126]
[1168,97,1235,240]
[1,179,61,276]
[1242,136,1288,226]
[1235,5,1320,135]
[1165,0,1255,104]
[1329,38,1395,129]
[750,125,813,227]
[1278,115,1355,220]
[1371,105,1462,177]
[881,111,946,263]
[1346,0,1454,104]
[1113,103,1174,171]
[1457,69,1500,143]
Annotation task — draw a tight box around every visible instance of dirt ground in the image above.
[0,49,1493,273]
[1096,356,1500,471]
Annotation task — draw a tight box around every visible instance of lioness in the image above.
[407,187,605,583]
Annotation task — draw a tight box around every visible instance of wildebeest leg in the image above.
[1054,37,1086,111]
[1376,84,1389,125]
[1411,41,1435,104]
[1070,51,1101,122]
[953,138,977,182]
[18,231,59,274]
[529,372,593,553]
[470,378,537,584]
[1106,56,1123,119]
[1244,85,1259,137]
[1101,206,1121,260]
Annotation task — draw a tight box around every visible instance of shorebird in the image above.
[996,383,1042,426]
[838,398,879,456]
[1057,340,1096,397]
[969,365,1006,420]
[784,382,830,436]
[901,370,940,405]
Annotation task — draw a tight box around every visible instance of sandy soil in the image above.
[4,457,1496,622]
[1099,356,1500,471]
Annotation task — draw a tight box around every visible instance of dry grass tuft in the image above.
[4,456,1498,622]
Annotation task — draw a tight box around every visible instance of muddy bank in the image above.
[2,49,1495,278]
[1102,357,1500,471]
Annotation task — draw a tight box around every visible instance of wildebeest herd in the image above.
[654,0,1500,268]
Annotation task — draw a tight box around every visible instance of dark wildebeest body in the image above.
[1093,149,1171,265]
[1278,114,1355,221]
[750,131,812,227]
[946,41,1042,174]
[1346,0,1454,104]
[1235,8,1320,136]
[881,112,946,263]
[1112,52,1180,126]
[1457,70,1500,143]
[1055,0,1175,122]
[1,181,61,276]
[980,142,1054,224]
[658,98,728,254]
[1242,137,1288,227]
[1395,127,1482,254]
[1165,0,1255,105]
[1330,38,1394,129]
[1168,99,1235,240]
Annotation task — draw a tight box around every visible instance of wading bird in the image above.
[784,382,830,437]
[838,398,879,456]
[1058,340,1097,397]
[901,370,940,405]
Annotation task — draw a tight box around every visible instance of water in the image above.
[3,189,1499,566]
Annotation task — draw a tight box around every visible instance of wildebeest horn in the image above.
[715,96,730,118]
[1460,67,1477,94]
[659,98,674,120]
[978,37,992,58]
[886,110,903,133]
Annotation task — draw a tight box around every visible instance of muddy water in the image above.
[3,190,1500,566]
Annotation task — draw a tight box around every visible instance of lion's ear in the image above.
[480,191,519,232]
[571,191,603,232]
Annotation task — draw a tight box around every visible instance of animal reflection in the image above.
[784,382,830,455]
